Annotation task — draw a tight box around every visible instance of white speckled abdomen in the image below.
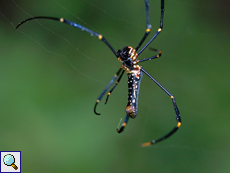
[125,68,143,118]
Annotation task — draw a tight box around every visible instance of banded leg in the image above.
[94,68,124,115]
[117,114,129,133]
[105,70,125,104]
[135,0,151,51]
[138,0,165,55]
[140,68,181,146]
[138,48,162,63]
[16,16,118,57]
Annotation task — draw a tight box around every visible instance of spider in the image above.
[16,0,181,146]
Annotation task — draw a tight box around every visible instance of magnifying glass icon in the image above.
[3,154,18,170]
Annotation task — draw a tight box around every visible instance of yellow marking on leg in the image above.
[141,142,152,147]
[177,122,181,128]
[118,57,123,62]
[122,123,127,127]
[60,18,64,22]
[107,92,111,96]
[146,28,151,32]
[170,96,174,99]
[158,28,162,32]
[98,35,103,40]
[96,99,100,103]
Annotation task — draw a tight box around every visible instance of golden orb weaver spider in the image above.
[16,0,181,146]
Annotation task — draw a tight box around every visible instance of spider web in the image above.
[1,0,155,122]
[6,0,125,84]
[0,0,220,140]
[1,0,163,83]
[1,0,165,140]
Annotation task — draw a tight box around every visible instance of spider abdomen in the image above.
[126,68,143,118]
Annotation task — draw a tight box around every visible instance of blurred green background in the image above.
[1,0,230,172]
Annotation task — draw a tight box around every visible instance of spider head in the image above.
[117,46,132,60]
[117,46,138,68]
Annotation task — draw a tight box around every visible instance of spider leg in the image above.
[117,114,129,133]
[135,0,151,51]
[94,68,124,115]
[105,70,125,104]
[140,68,181,146]
[138,48,162,63]
[16,16,118,57]
[138,0,164,55]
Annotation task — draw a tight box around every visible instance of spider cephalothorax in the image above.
[117,46,139,72]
